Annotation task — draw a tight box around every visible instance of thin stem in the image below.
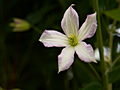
[109,21,116,62]
[109,32,113,60]
[106,55,120,74]
[112,55,120,68]
[105,20,116,74]
[31,24,42,33]
[88,64,101,81]
[95,0,109,90]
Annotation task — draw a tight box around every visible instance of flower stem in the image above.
[95,0,110,90]
[112,55,120,68]
[88,64,101,81]
[109,32,113,61]
[106,55,120,74]
[31,24,42,33]
[109,20,116,62]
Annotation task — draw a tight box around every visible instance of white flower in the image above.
[39,4,97,73]
[95,47,110,62]
[115,28,120,37]
[117,43,120,53]
[108,24,120,37]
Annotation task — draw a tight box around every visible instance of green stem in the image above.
[88,64,101,81]
[105,20,116,73]
[106,55,120,73]
[95,0,110,90]
[112,55,120,68]
[31,25,42,33]
[109,32,113,60]
[109,21,116,62]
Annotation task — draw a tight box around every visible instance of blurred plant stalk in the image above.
[95,0,112,90]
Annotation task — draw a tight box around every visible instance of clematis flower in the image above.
[39,4,97,73]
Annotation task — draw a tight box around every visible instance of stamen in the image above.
[68,35,78,46]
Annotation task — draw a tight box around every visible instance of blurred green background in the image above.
[0,0,120,90]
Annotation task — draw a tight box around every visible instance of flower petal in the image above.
[95,47,110,62]
[75,42,96,62]
[95,48,100,61]
[115,28,120,37]
[78,13,97,41]
[58,46,75,73]
[39,30,68,47]
[61,4,79,36]
[117,43,120,53]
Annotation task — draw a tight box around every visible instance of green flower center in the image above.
[68,35,78,46]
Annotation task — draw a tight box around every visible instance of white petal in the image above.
[39,30,68,47]
[104,47,110,58]
[95,47,110,62]
[116,28,120,34]
[61,4,79,36]
[58,46,75,73]
[75,42,96,62]
[115,28,120,37]
[117,43,120,53]
[95,48,100,61]
[78,13,97,41]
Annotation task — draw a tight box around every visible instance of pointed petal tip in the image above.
[70,4,75,7]
[61,3,79,36]
[39,34,44,42]
[39,38,42,42]
[92,59,97,63]
[58,69,62,74]
[58,70,60,74]
[93,12,97,15]
[87,12,96,18]
[69,4,75,12]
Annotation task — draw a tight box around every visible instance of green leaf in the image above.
[109,65,120,83]
[104,8,120,21]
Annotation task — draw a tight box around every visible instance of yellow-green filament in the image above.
[68,35,78,46]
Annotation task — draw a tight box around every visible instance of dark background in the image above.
[0,0,120,90]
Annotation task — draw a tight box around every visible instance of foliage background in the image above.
[0,0,120,90]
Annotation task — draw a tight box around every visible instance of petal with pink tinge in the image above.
[58,46,75,73]
[61,4,79,36]
[39,30,68,47]
[78,13,97,41]
[75,42,96,63]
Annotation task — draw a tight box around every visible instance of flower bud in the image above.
[10,18,30,32]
